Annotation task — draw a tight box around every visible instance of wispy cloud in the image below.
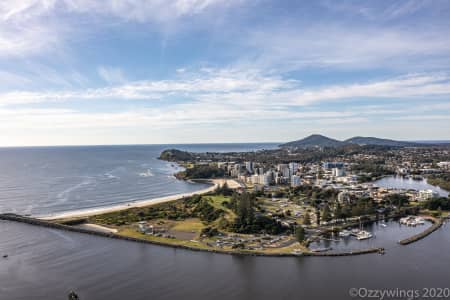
[0,0,242,58]
[2,70,449,107]
[244,24,450,72]
[1,69,449,135]
[97,66,127,84]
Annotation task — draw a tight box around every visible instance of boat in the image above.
[351,228,360,234]
[356,230,373,240]
[400,216,424,226]
[338,230,351,237]
[380,223,387,227]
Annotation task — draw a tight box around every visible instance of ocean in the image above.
[0,143,278,216]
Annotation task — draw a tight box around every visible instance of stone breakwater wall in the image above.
[399,217,443,245]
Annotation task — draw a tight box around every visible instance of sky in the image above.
[1,0,450,146]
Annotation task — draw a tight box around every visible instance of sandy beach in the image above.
[39,179,240,220]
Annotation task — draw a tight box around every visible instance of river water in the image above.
[1,220,449,300]
[374,176,449,197]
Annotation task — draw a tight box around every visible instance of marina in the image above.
[309,219,434,252]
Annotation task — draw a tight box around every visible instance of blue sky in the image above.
[1,0,450,146]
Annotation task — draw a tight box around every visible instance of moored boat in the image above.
[339,230,351,237]
[356,230,373,240]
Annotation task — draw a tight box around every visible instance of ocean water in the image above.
[0,143,278,216]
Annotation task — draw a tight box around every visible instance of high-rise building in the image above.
[256,167,264,175]
[332,167,345,177]
[289,162,299,175]
[291,175,302,187]
[245,161,253,173]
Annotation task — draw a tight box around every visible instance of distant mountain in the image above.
[344,136,421,147]
[280,134,345,148]
[280,134,435,148]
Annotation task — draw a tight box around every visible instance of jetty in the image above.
[398,217,443,245]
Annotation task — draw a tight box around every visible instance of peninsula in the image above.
[42,134,450,256]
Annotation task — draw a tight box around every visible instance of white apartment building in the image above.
[418,189,439,201]
[291,175,302,187]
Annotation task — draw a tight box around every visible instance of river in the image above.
[374,176,449,197]
[1,220,449,300]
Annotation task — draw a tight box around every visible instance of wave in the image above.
[139,169,154,177]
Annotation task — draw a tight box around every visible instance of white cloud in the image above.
[1,70,450,108]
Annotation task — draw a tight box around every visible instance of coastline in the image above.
[0,213,384,257]
[39,179,239,221]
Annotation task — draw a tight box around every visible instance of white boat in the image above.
[339,230,351,237]
[356,230,373,240]
[351,228,360,234]
[400,216,424,226]
[380,223,387,227]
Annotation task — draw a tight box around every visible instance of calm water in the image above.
[310,219,433,251]
[374,176,449,197]
[0,143,277,216]
[1,220,449,300]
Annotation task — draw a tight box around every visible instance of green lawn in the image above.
[171,218,205,232]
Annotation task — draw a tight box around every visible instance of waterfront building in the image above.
[418,189,439,201]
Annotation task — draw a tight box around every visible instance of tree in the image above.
[384,194,409,207]
[351,206,362,217]
[334,203,343,219]
[315,209,321,226]
[215,181,233,196]
[303,212,311,225]
[322,205,332,222]
[295,226,306,242]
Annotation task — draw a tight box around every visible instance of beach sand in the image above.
[39,179,240,221]
[76,223,118,233]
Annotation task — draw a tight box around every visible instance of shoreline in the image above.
[0,213,384,257]
[39,179,238,221]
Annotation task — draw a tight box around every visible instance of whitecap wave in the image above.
[139,169,154,177]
